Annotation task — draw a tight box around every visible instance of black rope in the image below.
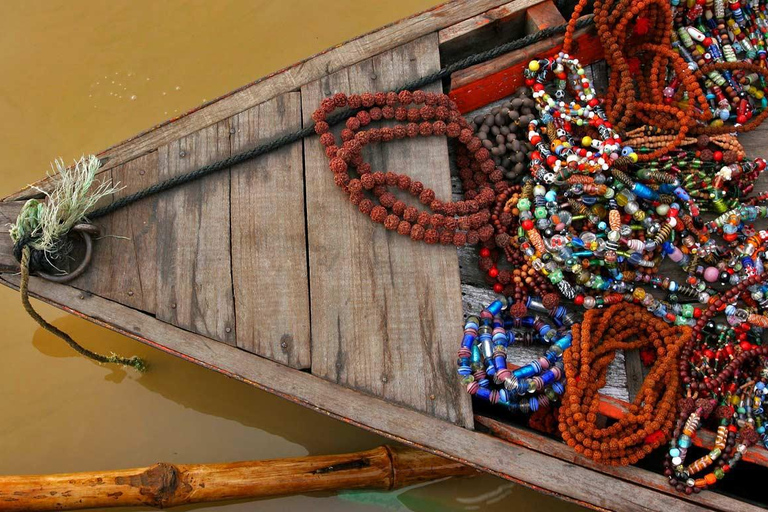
[89,16,593,220]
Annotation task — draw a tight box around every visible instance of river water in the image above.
[0,2,581,510]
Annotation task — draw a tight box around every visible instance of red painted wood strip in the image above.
[449,26,603,113]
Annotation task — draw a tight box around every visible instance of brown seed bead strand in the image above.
[478,185,557,299]
[561,0,768,158]
[558,304,692,466]
[313,91,503,246]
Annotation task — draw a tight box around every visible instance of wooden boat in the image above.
[2,1,767,510]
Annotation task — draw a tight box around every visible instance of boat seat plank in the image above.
[230,93,311,368]
[301,33,473,428]
[69,153,159,314]
[156,122,236,344]
[438,0,546,65]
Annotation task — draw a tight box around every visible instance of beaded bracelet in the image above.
[458,296,575,414]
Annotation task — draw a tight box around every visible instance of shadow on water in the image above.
[27,315,587,512]
[31,313,384,455]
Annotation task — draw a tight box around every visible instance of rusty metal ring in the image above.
[36,224,100,283]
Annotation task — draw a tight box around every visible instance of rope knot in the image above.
[12,236,55,274]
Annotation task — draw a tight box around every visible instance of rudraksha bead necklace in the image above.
[559,304,691,465]
[313,90,501,246]
[470,87,536,182]
[561,0,768,160]
[458,296,577,414]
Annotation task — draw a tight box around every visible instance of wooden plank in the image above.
[624,349,646,400]
[739,121,768,158]
[524,0,566,33]
[449,23,603,113]
[2,273,738,512]
[229,94,310,368]
[589,59,609,95]
[156,122,236,344]
[0,202,23,272]
[69,153,159,313]
[438,0,544,64]
[475,416,753,512]
[3,0,516,203]
[301,34,473,428]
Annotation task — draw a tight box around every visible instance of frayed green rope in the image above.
[20,246,146,372]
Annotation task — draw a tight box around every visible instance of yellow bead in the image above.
[582,136,593,147]
[629,152,638,163]
[528,60,540,72]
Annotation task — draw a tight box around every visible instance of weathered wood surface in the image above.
[0,273,731,512]
[69,153,159,313]
[524,0,566,33]
[301,34,473,428]
[0,445,474,511]
[230,94,310,368]
[476,415,760,512]
[438,0,543,64]
[156,122,236,344]
[3,0,519,204]
[0,202,23,272]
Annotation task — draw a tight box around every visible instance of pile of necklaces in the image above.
[312,0,768,497]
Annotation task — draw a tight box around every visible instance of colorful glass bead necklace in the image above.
[666,272,768,492]
[672,0,768,126]
[511,52,768,324]
[458,296,576,414]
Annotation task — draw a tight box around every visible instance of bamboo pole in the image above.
[0,445,476,511]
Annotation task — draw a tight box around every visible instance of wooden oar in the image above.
[0,445,476,511]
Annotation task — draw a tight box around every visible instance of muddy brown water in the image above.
[0,2,582,510]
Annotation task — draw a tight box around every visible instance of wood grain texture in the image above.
[69,153,159,313]
[0,445,472,511]
[476,415,757,512]
[438,0,543,64]
[3,273,751,512]
[230,94,310,368]
[524,0,566,33]
[0,202,23,272]
[3,0,515,203]
[156,122,236,344]
[301,34,473,428]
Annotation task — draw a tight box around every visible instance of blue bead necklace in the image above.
[457,296,575,414]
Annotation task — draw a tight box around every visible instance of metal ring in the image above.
[36,224,100,283]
